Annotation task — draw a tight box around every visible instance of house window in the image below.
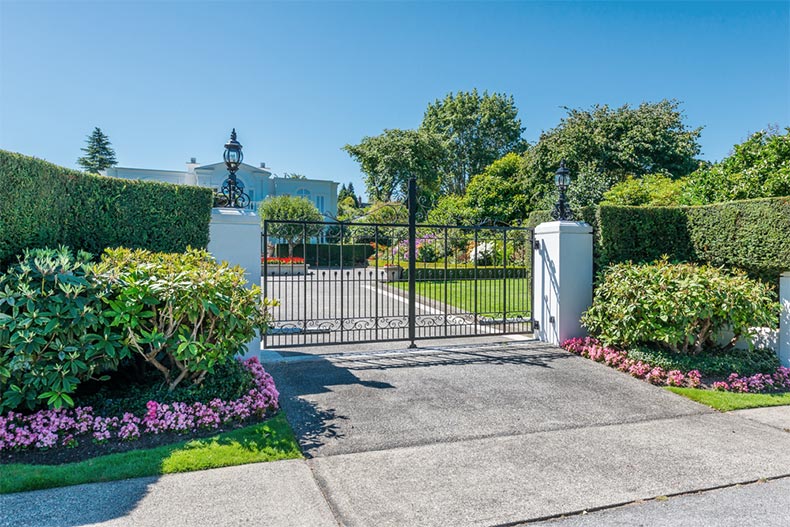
[315,195,325,212]
[296,189,310,198]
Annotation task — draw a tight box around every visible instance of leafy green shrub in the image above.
[602,174,687,206]
[97,248,274,391]
[582,260,779,354]
[681,128,790,205]
[0,247,129,411]
[625,345,780,377]
[74,359,255,417]
[0,150,213,269]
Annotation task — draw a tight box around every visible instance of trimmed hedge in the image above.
[597,197,790,283]
[0,151,212,267]
[404,267,530,281]
[273,243,374,267]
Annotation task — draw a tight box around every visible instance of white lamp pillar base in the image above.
[208,208,262,358]
[532,221,593,346]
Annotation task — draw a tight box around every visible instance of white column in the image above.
[532,221,593,346]
[208,208,262,358]
[780,272,790,368]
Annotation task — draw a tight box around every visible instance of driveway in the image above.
[3,339,790,526]
[265,339,790,525]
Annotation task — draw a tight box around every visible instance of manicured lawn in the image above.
[1,413,302,495]
[391,278,531,315]
[667,387,790,411]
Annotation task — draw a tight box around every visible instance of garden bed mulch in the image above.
[0,416,271,466]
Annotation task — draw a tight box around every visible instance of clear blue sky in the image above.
[1,1,788,199]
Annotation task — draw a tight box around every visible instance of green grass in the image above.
[1,413,302,494]
[667,387,790,412]
[391,278,531,315]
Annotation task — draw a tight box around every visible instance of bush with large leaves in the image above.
[0,247,128,411]
[582,259,778,354]
[98,248,274,392]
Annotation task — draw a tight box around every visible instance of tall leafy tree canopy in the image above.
[420,89,526,195]
[343,128,446,204]
[77,127,117,174]
[523,100,702,209]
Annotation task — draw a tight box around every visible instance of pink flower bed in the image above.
[562,337,790,394]
[0,357,279,452]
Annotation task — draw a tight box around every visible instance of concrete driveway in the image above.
[3,339,790,527]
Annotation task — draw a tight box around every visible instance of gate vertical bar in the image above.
[473,228,479,336]
[502,229,508,332]
[374,225,380,342]
[408,176,417,348]
[443,226,449,337]
[262,221,269,349]
[340,223,345,344]
[302,223,308,343]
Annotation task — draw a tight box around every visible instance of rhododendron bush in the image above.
[563,337,790,394]
[581,260,778,354]
[98,248,275,392]
[0,358,278,452]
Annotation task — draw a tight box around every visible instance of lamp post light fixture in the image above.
[551,159,573,221]
[220,128,250,208]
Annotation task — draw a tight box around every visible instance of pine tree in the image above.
[77,127,117,173]
[347,183,359,205]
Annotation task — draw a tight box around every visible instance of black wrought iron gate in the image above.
[262,180,534,348]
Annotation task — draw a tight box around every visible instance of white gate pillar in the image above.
[532,221,593,346]
[780,272,790,368]
[208,208,262,358]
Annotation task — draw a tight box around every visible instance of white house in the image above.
[103,158,339,218]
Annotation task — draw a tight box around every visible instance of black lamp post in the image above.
[220,128,250,208]
[551,159,573,221]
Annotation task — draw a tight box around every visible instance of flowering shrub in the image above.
[711,368,790,393]
[263,257,305,264]
[564,337,702,388]
[563,337,790,394]
[582,260,778,354]
[0,358,279,452]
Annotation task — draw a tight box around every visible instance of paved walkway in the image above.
[2,340,790,526]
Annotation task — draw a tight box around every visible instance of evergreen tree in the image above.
[338,183,349,200]
[77,127,117,173]
[347,183,358,203]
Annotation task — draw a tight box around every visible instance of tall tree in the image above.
[77,127,117,173]
[420,89,525,194]
[522,100,702,209]
[344,128,446,205]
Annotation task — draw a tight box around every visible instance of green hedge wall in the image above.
[404,267,530,281]
[273,243,375,267]
[597,197,790,283]
[684,198,790,284]
[0,151,213,267]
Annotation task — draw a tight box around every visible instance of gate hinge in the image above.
[533,320,540,330]
[533,240,541,251]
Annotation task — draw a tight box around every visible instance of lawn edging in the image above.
[1,413,302,495]
[665,388,790,412]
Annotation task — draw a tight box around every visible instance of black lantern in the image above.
[219,128,250,208]
[551,159,573,221]
[223,128,244,174]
